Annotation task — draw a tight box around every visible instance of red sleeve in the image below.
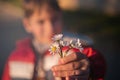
[83,47,106,80]
[2,60,10,80]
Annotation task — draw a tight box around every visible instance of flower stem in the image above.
[57,40,63,58]
[59,46,63,58]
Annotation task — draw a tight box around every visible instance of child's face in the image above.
[24,5,62,44]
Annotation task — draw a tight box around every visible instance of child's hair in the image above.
[23,0,61,18]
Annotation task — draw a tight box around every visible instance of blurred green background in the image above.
[0,0,120,80]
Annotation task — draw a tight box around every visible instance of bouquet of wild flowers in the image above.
[49,34,83,58]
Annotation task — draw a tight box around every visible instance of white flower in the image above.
[49,42,60,55]
[69,39,83,52]
[60,40,69,46]
[75,39,83,52]
[69,39,76,47]
[60,41,64,46]
[52,34,63,41]
[70,40,73,47]
[49,34,84,57]
[76,39,82,47]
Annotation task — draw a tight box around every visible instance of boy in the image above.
[2,0,106,80]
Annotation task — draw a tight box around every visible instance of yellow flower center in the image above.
[52,46,57,52]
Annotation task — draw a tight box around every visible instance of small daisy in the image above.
[69,39,83,52]
[76,39,83,52]
[69,40,76,47]
[60,40,69,46]
[49,42,60,55]
[76,39,82,48]
[60,40,64,46]
[52,34,63,41]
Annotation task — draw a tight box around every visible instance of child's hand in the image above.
[51,49,90,80]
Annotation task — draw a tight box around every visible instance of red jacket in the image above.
[2,38,106,80]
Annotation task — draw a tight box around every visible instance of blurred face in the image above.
[24,5,62,44]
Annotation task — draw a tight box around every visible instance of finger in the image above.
[70,75,89,80]
[52,58,89,72]
[52,61,81,71]
[64,49,74,57]
[59,52,86,64]
[53,69,88,77]
[61,48,73,58]
[80,59,90,70]
[66,76,70,80]
[59,52,77,64]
